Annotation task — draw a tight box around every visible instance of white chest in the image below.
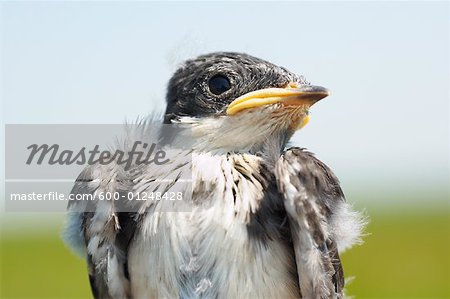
[128,153,299,298]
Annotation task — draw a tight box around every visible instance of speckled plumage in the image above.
[64,52,364,299]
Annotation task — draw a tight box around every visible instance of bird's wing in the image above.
[64,165,137,299]
[275,147,363,299]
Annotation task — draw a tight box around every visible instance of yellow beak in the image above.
[226,83,330,115]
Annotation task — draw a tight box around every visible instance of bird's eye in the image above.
[208,75,231,95]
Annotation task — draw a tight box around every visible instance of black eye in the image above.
[208,75,231,95]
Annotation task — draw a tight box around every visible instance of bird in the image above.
[63,52,364,299]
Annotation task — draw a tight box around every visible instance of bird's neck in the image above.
[167,115,292,159]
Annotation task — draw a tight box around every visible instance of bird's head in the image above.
[164,52,329,153]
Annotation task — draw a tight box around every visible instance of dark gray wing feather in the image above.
[66,166,137,299]
[275,147,345,299]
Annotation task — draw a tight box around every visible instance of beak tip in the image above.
[300,85,330,103]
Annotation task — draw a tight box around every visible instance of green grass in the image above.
[1,208,449,299]
[1,232,91,299]
[342,209,450,298]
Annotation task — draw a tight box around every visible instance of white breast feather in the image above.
[128,152,299,299]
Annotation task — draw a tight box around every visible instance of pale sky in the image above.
[1,1,449,206]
